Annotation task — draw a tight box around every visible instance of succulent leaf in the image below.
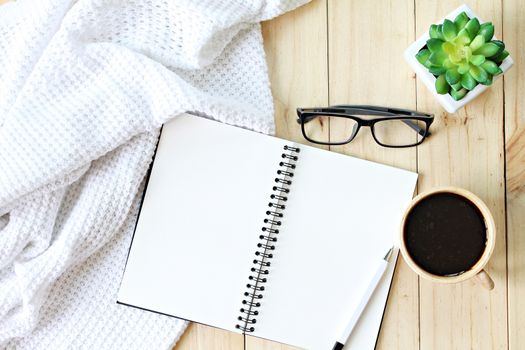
[490,40,505,56]
[445,68,461,85]
[428,66,447,75]
[429,24,440,39]
[435,74,449,94]
[454,12,470,30]
[443,59,455,70]
[470,66,489,83]
[428,51,447,65]
[461,72,477,90]
[482,74,493,86]
[457,63,470,74]
[465,18,480,39]
[491,49,509,64]
[416,49,431,65]
[475,42,500,57]
[481,60,503,75]
[442,19,457,41]
[442,41,456,54]
[455,28,472,45]
[451,81,463,91]
[450,88,468,100]
[437,24,445,40]
[427,38,444,52]
[470,54,486,66]
[470,35,485,52]
[479,22,494,41]
[492,40,505,50]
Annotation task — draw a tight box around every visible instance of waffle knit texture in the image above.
[0,0,308,348]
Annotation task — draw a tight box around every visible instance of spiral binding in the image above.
[235,144,300,333]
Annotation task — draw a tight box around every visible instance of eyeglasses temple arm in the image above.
[296,115,317,124]
[403,119,431,137]
[331,104,423,117]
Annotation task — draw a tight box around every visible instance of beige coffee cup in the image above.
[399,187,496,290]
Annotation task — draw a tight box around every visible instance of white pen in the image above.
[331,247,394,350]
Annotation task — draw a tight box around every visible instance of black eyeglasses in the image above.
[296,105,434,148]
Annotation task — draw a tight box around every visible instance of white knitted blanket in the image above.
[0,0,307,348]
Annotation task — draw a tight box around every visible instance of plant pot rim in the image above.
[404,4,513,113]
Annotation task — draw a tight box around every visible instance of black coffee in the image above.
[404,192,487,276]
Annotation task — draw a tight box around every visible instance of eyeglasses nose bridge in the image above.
[359,119,374,127]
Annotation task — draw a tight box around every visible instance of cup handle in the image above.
[474,269,495,290]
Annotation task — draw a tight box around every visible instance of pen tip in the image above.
[384,247,394,261]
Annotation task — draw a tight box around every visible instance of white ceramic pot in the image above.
[404,4,513,113]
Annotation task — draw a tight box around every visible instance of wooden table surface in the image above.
[176,0,525,349]
[2,0,520,349]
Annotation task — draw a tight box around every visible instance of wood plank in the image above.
[503,0,525,348]
[246,0,328,349]
[262,0,329,146]
[327,1,419,349]
[175,323,244,350]
[415,1,507,349]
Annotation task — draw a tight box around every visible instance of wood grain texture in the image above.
[326,1,419,349]
[175,323,243,350]
[0,0,515,348]
[416,1,507,350]
[261,0,329,145]
[503,0,525,349]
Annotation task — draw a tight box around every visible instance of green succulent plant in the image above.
[415,11,509,101]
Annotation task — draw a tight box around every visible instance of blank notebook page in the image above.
[118,114,418,350]
[255,146,417,350]
[117,115,289,333]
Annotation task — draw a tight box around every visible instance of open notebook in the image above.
[117,114,417,350]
